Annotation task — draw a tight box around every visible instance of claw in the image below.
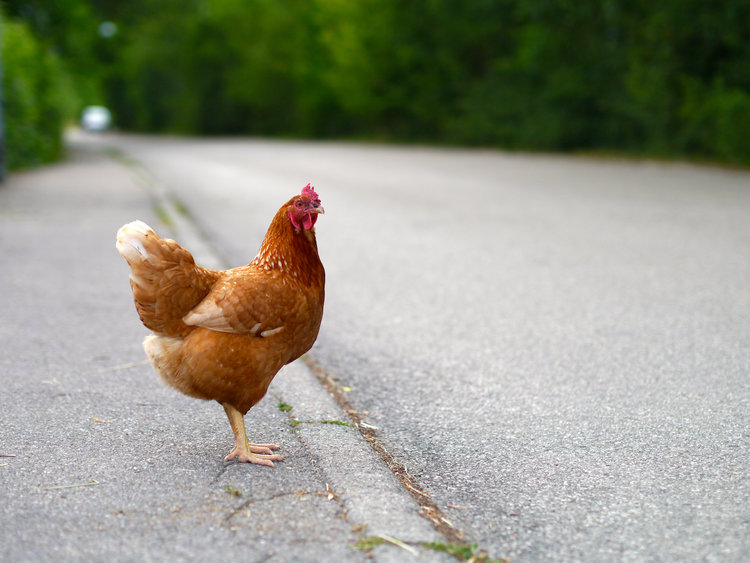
[224,446,285,466]
[248,442,280,455]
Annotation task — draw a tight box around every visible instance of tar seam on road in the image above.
[302,355,465,545]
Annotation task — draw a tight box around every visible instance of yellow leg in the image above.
[222,403,284,466]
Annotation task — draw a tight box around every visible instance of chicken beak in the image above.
[313,205,325,214]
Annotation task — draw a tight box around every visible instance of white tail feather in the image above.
[116,220,155,262]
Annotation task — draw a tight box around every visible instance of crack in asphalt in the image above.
[223,491,299,523]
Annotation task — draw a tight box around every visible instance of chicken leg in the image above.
[222,403,284,466]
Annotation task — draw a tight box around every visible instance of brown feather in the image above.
[116,195,325,416]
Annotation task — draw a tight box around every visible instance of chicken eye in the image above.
[295,200,304,208]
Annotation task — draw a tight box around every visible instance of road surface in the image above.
[103,134,750,561]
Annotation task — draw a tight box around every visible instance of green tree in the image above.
[4,0,104,109]
[10,0,750,165]
[2,16,75,169]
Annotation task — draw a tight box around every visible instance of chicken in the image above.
[116,184,325,466]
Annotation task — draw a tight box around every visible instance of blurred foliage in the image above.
[1,13,77,169]
[2,0,105,170]
[4,0,750,166]
[4,0,103,104]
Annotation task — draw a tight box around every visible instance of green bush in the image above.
[2,16,76,170]
[8,0,749,167]
[710,85,750,163]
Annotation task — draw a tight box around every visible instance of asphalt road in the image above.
[99,134,749,561]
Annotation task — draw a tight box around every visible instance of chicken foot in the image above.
[222,403,284,466]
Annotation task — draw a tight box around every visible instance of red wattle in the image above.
[288,211,301,229]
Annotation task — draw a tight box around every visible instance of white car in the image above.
[81,106,112,131]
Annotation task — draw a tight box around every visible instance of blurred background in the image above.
[2,0,749,172]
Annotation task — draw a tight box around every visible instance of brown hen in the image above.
[116,184,325,465]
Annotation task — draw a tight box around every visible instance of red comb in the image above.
[301,183,321,204]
